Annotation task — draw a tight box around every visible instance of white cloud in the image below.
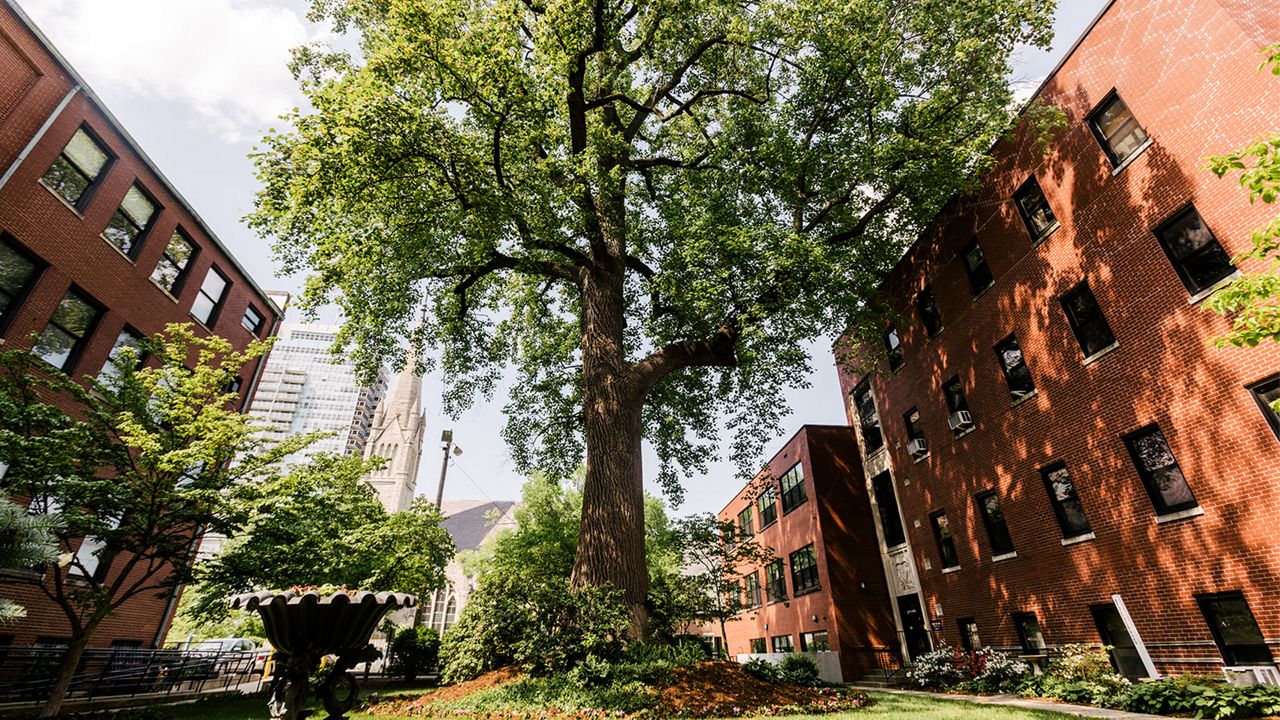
[18,0,330,142]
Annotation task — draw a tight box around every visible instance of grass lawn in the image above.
[158,689,1082,720]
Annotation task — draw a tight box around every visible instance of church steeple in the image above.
[362,351,426,512]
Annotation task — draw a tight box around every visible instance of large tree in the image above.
[251,0,1055,628]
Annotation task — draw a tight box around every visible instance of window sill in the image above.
[793,586,821,598]
[759,520,778,531]
[100,235,139,265]
[1155,506,1205,524]
[1010,390,1038,408]
[1187,271,1241,305]
[1061,532,1096,546]
[40,182,87,218]
[1031,221,1061,247]
[150,279,181,303]
[1082,342,1120,366]
[1110,138,1153,176]
[941,566,962,575]
[953,426,977,440]
[782,501,808,516]
[912,452,930,464]
[991,551,1018,563]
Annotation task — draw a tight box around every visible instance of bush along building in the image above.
[708,426,899,684]
[0,0,280,649]
[837,0,1280,681]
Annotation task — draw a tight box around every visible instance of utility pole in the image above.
[435,430,453,509]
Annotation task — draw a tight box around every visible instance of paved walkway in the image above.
[852,686,1168,719]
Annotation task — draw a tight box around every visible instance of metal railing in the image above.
[844,646,907,685]
[0,645,260,705]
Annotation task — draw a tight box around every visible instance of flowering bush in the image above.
[906,645,1028,692]
[1017,644,1129,708]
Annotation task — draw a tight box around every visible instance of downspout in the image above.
[0,84,80,191]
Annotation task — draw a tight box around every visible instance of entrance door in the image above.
[1091,604,1149,679]
[896,594,931,661]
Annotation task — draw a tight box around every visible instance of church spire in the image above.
[362,349,426,513]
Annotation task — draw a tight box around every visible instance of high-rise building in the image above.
[247,323,389,466]
[363,359,425,512]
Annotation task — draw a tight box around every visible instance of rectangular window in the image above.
[884,325,903,371]
[789,544,819,595]
[101,185,156,257]
[1013,612,1046,654]
[930,510,959,569]
[958,618,981,654]
[994,334,1036,400]
[757,486,778,529]
[870,471,906,549]
[0,235,42,331]
[916,287,943,337]
[34,288,102,371]
[750,638,767,654]
[943,375,973,436]
[1061,282,1116,358]
[737,506,755,538]
[1196,591,1272,666]
[1124,425,1197,515]
[1248,375,1280,441]
[765,560,787,602]
[191,267,228,325]
[242,304,265,335]
[904,407,925,441]
[744,572,762,608]
[975,490,1015,557]
[1154,206,1235,295]
[771,635,794,653]
[41,127,110,208]
[1040,463,1092,540]
[151,231,197,293]
[961,239,994,295]
[779,464,807,513]
[800,630,830,652]
[1088,92,1149,167]
[1014,177,1057,242]
[99,326,144,380]
[853,381,883,453]
[70,534,107,579]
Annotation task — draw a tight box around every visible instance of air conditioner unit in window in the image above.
[907,438,929,457]
[947,411,974,431]
[1224,666,1280,687]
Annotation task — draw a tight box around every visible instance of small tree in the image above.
[0,325,309,717]
[0,499,60,623]
[671,512,776,654]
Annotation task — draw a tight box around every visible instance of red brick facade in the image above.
[837,0,1280,677]
[0,1,280,649]
[707,426,899,683]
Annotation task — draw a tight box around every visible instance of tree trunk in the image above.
[39,630,93,718]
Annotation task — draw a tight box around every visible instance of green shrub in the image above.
[742,657,782,683]
[1018,645,1129,708]
[779,654,822,686]
[1123,678,1280,719]
[387,626,440,681]
[907,645,1029,691]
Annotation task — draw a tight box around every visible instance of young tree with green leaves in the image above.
[0,325,306,717]
[669,513,775,654]
[0,499,60,623]
[250,0,1056,629]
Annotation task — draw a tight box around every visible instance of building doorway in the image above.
[1091,604,1150,679]
[896,594,931,661]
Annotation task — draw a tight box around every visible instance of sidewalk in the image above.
[853,686,1169,719]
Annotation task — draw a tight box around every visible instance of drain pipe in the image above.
[0,84,79,191]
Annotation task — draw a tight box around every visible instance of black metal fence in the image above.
[0,645,260,706]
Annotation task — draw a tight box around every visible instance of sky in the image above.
[16,0,1110,515]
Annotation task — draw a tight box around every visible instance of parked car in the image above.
[254,642,275,676]
[186,638,258,678]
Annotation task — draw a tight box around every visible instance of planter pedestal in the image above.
[229,590,415,720]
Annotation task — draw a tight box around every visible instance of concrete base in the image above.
[735,651,844,684]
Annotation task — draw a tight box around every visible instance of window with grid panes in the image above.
[789,544,819,594]
[33,289,101,371]
[994,334,1036,399]
[1087,92,1149,167]
[757,486,778,528]
[101,185,156,257]
[1153,206,1235,295]
[1014,177,1057,241]
[765,559,786,602]
[975,490,1015,556]
[779,463,806,513]
[41,128,110,208]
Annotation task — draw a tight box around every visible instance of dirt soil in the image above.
[655,661,828,712]
[420,666,525,703]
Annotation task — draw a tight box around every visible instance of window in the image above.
[930,510,959,569]
[1154,206,1235,295]
[765,559,786,602]
[191,267,228,325]
[884,325,903,371]
[750,638,767,654]
[870,471,906,548]
[1196,591,1272,665]
[994,334,1036,400]
[737,506,755,538]
[903,407,926,457]
[853,381,883,453]
[1040,463,1091,540]
[757,486,778,529]
[101,185,156,257]
[151,231,197,293]
[800,630,830,652]
[33,289,101,371]
[1012,612,1046,654]
[1248,375,1280,440]
[943,375,972,436]
[960,239,994,295]
[242,304,265,335]
[975,490,1015,557]
[958,618,981,654]
[1014,177,1057,241]
[41,127,110,208]
[99,327,144,380]
[744,572,762,608]
[1061,282,1116,358]
[1124,425,1197,516]
[1088,92,1149,167]
[789,544,819,594]
[771,635,794,653]
[70,534,107,579]
[916,287,942,337]
[0,235,42,331]
[779,464,807,513]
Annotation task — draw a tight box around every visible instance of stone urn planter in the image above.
[229,588,415,720]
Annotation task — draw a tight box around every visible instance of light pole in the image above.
[434,430,461,509]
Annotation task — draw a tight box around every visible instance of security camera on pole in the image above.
[435,430,461,509]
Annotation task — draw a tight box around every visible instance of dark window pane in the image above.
[0,240,38,318]
[958,619,981,654]
[242,305,265,334]
[41,156,91,205]
[917,287,943,336]
[765,560,786,601]
[1249,375,1280,440]
[1013,612,1046,653]
[885,326,903,371]
[800,630,830,652]
[930,511,959,569]
[904,407,924,441]
[1061,283,1116,357]
[1197,592,1272,665]
[780,464,807,513]
[771,635,793,653]
[1041,463,1091,539]
[757,486,777,528]
[1014,178,1057,240]
[750,638,766,654]
[976,491,1015,556]
[1090,93,1149,166]
[789,545,819,594]
[33,325,77,369]
[1124,425,1197,515]
[871,471,906,548]
[961,239,994,295]
[1155,207,1235,294]
[35,290,100,371]
[42,129,108,207]
[994,334,1036,399]
[854,382,883,453]
[737,507,754,537]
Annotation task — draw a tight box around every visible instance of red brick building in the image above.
[708,425,899,683]
[0,0,281,649]
[837,0,1280,679]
